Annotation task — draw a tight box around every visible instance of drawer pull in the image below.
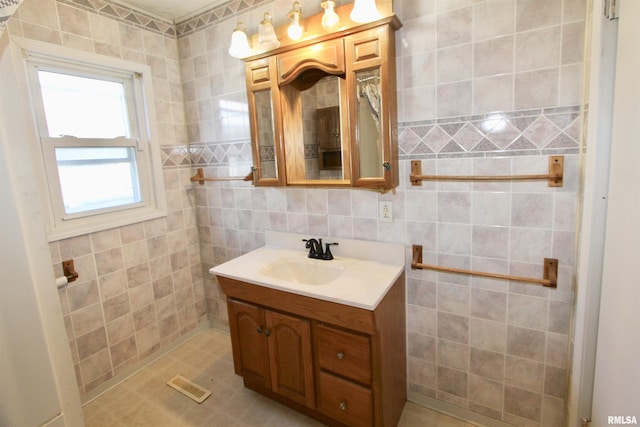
[256,327,263,333]
[336,351,345,360]
[265,329,271,337]
[339,401,347,411]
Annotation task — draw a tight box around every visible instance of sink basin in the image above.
[259,258,344,286]
[210,231,405,309]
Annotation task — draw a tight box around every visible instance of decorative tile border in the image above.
[0,0,22,35]
[398,106,582,159]
[161,141,253,169]
[52,0,260,39]
[164,105,583,168]
[175,0,270,38]
[58,0,176,37]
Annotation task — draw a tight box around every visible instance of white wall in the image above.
[0,32,83,427]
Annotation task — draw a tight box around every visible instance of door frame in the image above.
[568,0,618,425]
[570,0,640,424]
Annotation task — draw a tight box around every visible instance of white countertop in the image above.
[210,231,405,310]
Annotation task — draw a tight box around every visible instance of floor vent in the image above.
[166,375,212,403]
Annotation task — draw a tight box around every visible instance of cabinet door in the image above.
[316,106,340,151]
[265,311,315,408]
[227,299,271,388]
[345,26,399,189]
[246,57,285,186]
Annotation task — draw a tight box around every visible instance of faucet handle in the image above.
[302,238,313,250]
[302,238,319,256]
[323,242,339,260]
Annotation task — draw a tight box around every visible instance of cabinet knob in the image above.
[256,327,263,334]
[336,351,345,360]
[339,401,347,411]
[264,329,271,337]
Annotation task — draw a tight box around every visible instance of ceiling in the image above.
[110,0,228,22]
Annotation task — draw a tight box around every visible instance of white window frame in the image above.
[12,37,167,241]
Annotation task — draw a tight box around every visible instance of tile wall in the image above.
[6,0,207,396]
[6,0,586,424]
[178,0,585,426]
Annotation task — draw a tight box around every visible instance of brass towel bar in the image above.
[190,167,254,185]
[410,155,564,187]
[411,245,558,288]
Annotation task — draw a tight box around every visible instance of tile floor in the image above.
[83,328,475,427]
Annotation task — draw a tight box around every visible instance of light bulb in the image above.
[321,1,340,31]
[350,0,381,23]
[258,12,280,51]
[287,1,303,40]
[228,22,252,58]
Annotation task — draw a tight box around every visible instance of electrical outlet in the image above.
[379,201,393,222]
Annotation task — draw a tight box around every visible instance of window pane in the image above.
[38,71,131,138]
[55,147,141,214]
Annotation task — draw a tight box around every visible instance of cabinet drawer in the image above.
[316,324,371,385]
[318,372,372,426]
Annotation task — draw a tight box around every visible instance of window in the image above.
[18,39,166,240]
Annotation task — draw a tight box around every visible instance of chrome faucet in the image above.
[302,238,339,260]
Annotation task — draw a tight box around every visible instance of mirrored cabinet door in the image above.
[254,90,278,178]
[277,40,350,186]
[246,57,285,186]
[346,26,399,189]
[280,74,350,185]
[355,68,383,178]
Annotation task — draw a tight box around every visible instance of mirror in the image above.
[281,72,350,184]
[254,90,277,179]
[355,68,383,178]
[303,75,343,180]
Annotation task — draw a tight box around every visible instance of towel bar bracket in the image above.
[62,259,79,283]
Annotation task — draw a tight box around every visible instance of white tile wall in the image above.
[6,0,586,424]
[179,1,584,425]
[7,0,205,397]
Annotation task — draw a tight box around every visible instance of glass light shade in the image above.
[258,12,280,51]
[287,1,303,40]
[350,0,381,23]
[228,22,252,58]
[321,1,340,31]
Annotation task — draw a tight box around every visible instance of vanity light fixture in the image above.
[350,0,381,23]
[228,22,252,58]
[287,1,304,40]
[257,12,280,51]
[321,1,340,31]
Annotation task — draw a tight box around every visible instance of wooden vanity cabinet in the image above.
[218,274,406,426]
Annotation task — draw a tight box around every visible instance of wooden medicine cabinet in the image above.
[242,4,401,190]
